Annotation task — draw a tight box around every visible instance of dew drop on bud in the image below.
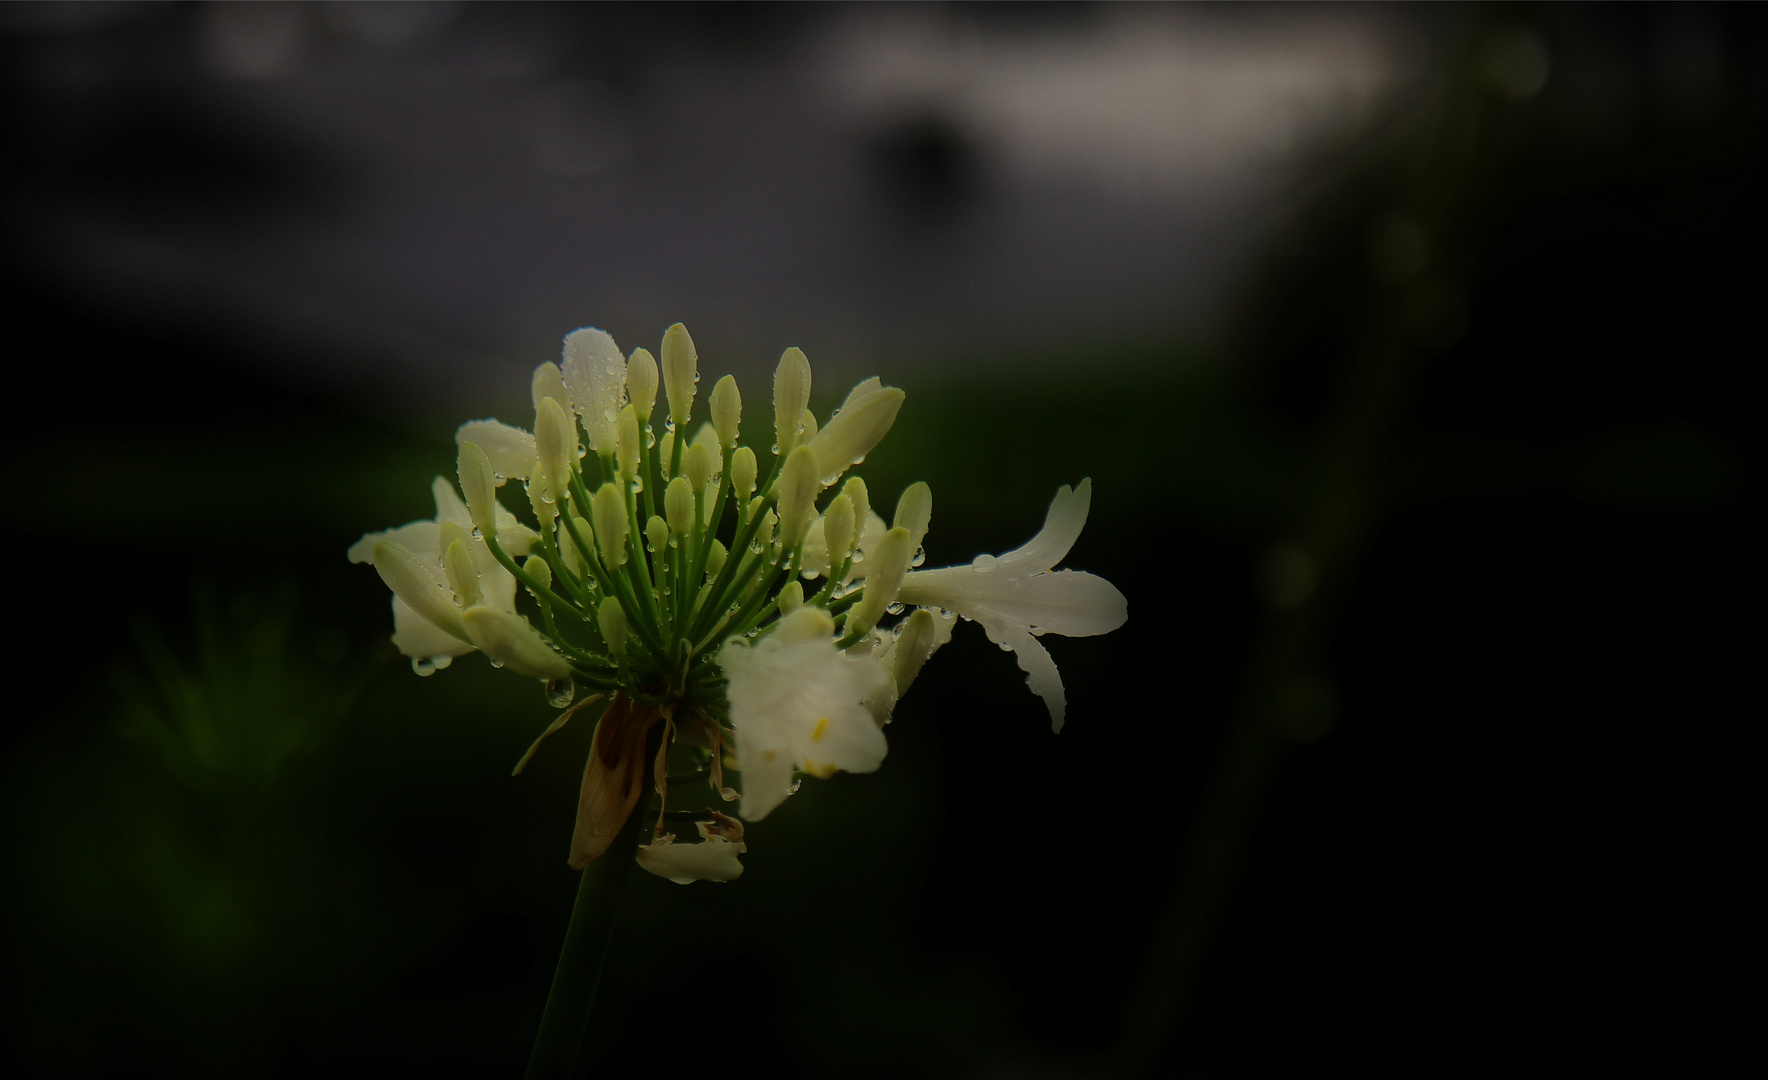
[412,658,436,677]
[545,676,576,709]
[470,526,483,541]
[910,548,925,568]
[886,601,905,615]
[972,553,997,573]
[489,658,505,669]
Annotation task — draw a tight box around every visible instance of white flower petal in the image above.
[390,597,476,660]
[897,569,1126,638]
[990,622,1068,733]
[997,478,1093,576]
[636,834,746,885]
[456,420,536,483]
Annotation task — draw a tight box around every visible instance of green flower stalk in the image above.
[347,322,1128,1071]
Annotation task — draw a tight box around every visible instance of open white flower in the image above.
[346,476,536,673]
[895,478,1126,732]
[720,606,891,821]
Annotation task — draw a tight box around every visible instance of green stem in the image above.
[524,722,663,1080]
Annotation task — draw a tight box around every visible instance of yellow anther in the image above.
[811,716,829,742]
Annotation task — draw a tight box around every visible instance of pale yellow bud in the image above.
[461,607,571,678]
[799,407,818,446]
[706,538,728,576]
[665,476,695,535]
[535,396,573,499]
[657,431,676,477]
[822,494,855,575]
[709,374,741,448]
[456,442,498,537]
[892,608,940,694]
[755,509,776,552]
[646,515,669,555]
[531,361,568,416]
[438,520,471,554]
[778,580,804,615]
[662,322,698,428]
[592,483,627,567]
[805,383,904,486]
[597,596,628,659]
[627,347,659,421]
[527,473,557,528]
[523,554,552,588]
[693,421,720,454]
[444,539,482,608]
[894,481,932,554]
[848,526,913,639]
[558,518,590,579]
[777,445,820,551]
[616,404,641,479]
[840,477,870,540]
[682,440,715,493]
[731,446,758,500]
[372,541,470,643]
[773,346,812,455]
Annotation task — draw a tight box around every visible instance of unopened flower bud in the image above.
[627,347,659,421]
[438,520,472,554]
[894,481,932,554]
[457,441,498,537]
[646,515,669,555]
[592,483,627,567]
[806,382,904,486]
[536,397,573,497]
[822,493,855,575]
[709,374,741,448]
[562,327,627,458]
[531,361,568,415]
[693,422,720,453]
[798,407,818,446]
[706,538,728,576]
[665,476,695,535]
[527,472,557,528]
[372,541,470,642]
[683,440,715,493]
[444,538,482,608]
[777,445,820,550]
[461,607,572,678]
[778,580,804,615]
[523,554,552,588]
[847,526,913,639]
[773,346,812,455]
[559,518,590,578]
[657,431,676,477]
[617,404,641,479]
[892,608,940,694]
[731,446,758,500]
[662,322,698,428]
[755,509,776,552]
[597,596,628,659]
[840,477,870,539]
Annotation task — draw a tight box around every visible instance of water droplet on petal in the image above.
[412,658,436,676]
[886,601,905,615]
[998,641,1013,652]
[910,548,925,568]
[432,655,453,671]
[489,658,505,669]
[972,553,997,573]
[470,526,483,541]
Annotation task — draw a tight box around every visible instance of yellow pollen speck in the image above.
[764,750,776,762]
[811,716,830,742]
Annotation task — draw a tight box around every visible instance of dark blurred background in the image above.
[1,3,1757,1077]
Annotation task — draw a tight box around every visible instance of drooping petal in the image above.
[996,478,1093,575]
[990,622,1068,733]
[455,419,536,484]
[462,607,572,678]
[371,541,470,643]
[569,697,661,869]
[896,568,1127,638]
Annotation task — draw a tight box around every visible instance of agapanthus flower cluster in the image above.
[349,324,1126,883]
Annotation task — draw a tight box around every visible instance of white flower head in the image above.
[721,607,890,821]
